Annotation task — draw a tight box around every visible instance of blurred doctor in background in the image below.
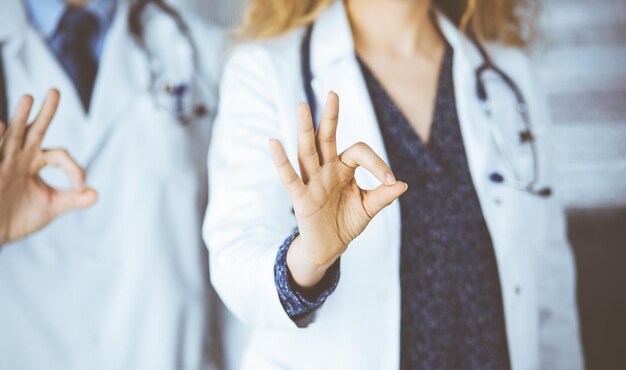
[0,0,227,369]
[206,0,583,369]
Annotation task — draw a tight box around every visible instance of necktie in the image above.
[56,8,100,112]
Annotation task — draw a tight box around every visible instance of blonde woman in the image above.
[205,0,583,369]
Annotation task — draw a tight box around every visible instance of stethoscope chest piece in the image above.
[151,78,209,125]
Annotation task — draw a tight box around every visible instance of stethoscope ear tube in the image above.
[0,43,7,125]
[301,24,318,125]
[475,64,489,102]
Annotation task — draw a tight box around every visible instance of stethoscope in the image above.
[0,0,208,126]
[300,23,552,198]
[129,0,209,124]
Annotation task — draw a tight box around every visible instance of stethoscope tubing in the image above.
[0,43,7,125]
[130,0,207,124]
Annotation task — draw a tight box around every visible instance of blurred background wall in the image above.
[172,0,626,368]
[175,0,246,27]
[536,1,626,369]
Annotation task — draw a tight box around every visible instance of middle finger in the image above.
[315,91,339,164]
[296,102,320,182]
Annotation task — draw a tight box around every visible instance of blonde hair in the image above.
[239,0,539,47]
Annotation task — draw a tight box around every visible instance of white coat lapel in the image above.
[89,0,149,128]
[83,0,150,164]
[2,26,89,176]
[1,14,91,189]
[4,24,85,126]
[435,14,496,198]
[0,0,149,172]
[436,14,525,264]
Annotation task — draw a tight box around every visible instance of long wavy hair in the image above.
[238,0,539,47]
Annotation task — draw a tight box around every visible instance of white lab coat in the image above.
[0,1,230,369]
[204,2,584,369]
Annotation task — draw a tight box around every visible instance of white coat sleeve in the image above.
[523,51,585,370]
[203,44,299,329]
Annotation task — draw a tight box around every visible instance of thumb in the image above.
[53,188,98,215]
[362,181,408,218]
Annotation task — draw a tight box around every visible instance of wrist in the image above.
[286,236,337,289]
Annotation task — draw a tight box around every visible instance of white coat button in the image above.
[494,198,502,205]
[514,285,522,295]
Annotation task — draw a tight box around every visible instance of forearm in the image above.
[204,140,301,327]
[275,229,340,326]
[206,220,300,328]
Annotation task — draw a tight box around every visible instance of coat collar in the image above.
[1,0,150,167]
[2,0,148,123]
[24,0,67,40]
[309,0,485,76]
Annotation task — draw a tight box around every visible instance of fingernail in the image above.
[385,172,396,185]
[404,182,409,191]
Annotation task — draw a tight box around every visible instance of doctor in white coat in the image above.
[205,0,583,369]
[0,0,228,369]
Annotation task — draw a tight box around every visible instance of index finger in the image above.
[339,142,397,186]
[25,89,60,148]
[40,149,86,191]
[270,138,306,200]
